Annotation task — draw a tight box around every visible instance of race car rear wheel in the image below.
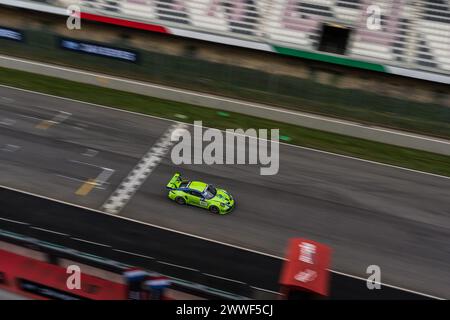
[209,206,219,214]
[175,197,186,205]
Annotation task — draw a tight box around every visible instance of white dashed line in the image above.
[102,122,187,215]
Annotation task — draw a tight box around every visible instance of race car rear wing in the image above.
[166,172,182,190]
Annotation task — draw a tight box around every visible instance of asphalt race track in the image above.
[0,85,449,299]
[0,187,436,299]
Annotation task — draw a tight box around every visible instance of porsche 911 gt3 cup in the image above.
[166,173,235,214]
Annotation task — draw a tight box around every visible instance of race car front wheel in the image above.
[175,197,186,205]
[209,206,219,214]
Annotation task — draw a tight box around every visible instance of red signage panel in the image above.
[279,238,332,296]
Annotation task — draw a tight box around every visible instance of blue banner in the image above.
[0,26,24,42]
[59,38,139,63]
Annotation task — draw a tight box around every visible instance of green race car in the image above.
[166,173,235,214]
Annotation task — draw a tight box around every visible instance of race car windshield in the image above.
[204,185,217,199]
[179,181,189,188]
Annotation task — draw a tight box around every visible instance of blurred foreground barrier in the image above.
[1,54,450,156]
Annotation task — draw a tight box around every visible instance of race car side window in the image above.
[189,190,202,197]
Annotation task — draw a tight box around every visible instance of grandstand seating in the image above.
[26,0,450,74]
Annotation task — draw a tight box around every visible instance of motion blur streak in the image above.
[0,85,449,298]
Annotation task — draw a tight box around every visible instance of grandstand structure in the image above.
[2,0,450,82]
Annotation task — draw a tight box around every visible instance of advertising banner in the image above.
[59,37,139,62]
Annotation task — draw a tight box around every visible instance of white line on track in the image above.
[112,249,155,260]
[3,216,431,298]
[157,261,199,272]
[30,226,69,236]
[52,111,72,124]
[102,122,187,215]
[1,144,21,152]
[56,174,107,190]
[0,217,29,225]
[250,286,283,295]
[18,114,42,121]
[0,83,449,180]
[70,237,111,248]
[328,269,443,300]
[0,118,16,126]
[82,149,98,157]
[0,183,444,300]
[203,273,247,284]
[69,159,106,170]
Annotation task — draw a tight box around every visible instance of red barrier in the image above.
[0,249,127,300]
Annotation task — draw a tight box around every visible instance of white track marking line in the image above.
[1,144,21,152]
[56,174,107,190]
[82,149,98,157]
[157,261,199,272]
[70,237,111,248]
[69,159,105,170]
[67,160,115,195]
[0,217,29,225]
[203,273,247,284]
[328,269,444,300]
[102,123,188,215]
[95,168,115,186]
[52,111,72,124]
[17,114,42,121]
[35,110,71,130]
[0,118,16,126]
[250,286,283,295]
[1,83,449,180]
[30,226,69,236]
[112,249,155,260]
[0,183,444,300]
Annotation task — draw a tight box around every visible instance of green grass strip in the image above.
[1,66,449,177]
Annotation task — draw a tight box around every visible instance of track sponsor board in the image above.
[0,26,24,42]
[59,37,139,62]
